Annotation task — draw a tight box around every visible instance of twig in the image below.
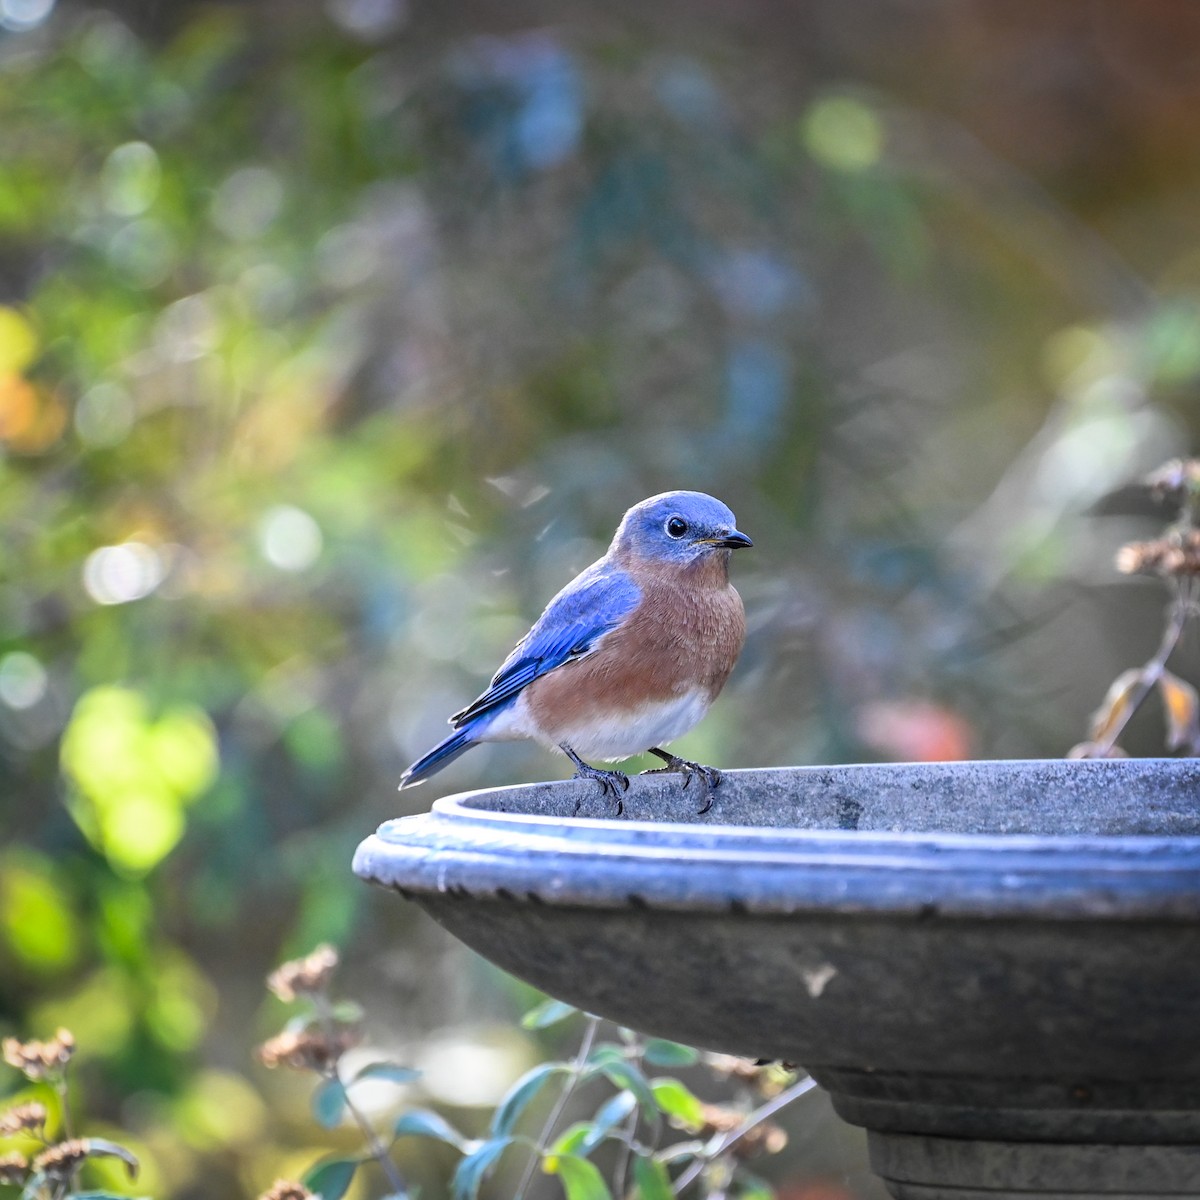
[513,1015,601,1200]
[53,1071,75,1200]
[313,994,409,1197]
[612,1035,645,1198]
[1091,596,1189,755]
[338,1065,410,1197]
[669,1076,818,1196]
[53,1072,73,1141]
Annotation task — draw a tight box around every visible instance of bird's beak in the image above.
[703,529,753,550]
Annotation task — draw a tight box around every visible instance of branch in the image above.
[313,993,409,1198]
[513,1015,602,1200]
[1090,595,1189,755]
[670,1075,817,1195]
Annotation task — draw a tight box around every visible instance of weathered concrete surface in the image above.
[354,760,1200,1198]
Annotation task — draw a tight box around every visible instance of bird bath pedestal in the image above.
[353,761,1200,1199]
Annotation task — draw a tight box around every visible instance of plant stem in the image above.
[45,1071,77,1199]
[613,1036,645,1198]
[669,1075,818,1196]
[513,1014,601,1200]
[55,1074,73,1140]
[613,1105,641,1196]
[337,1066,410,1197]
[312,991,408,1197]
[1092,597,1189,754]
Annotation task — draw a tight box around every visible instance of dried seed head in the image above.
[258,1180,317,1200]
[0,1101,48,1136]
[735,1120,788,1157]
[697,1102,744,1134]
[704,1054,796,1097]
[705,1055,768,1084]
[32,1138,91,1176]
[1143,458,1200,509]
[267,944,339,1002]
[257,1025,358,1072]
[1116,530,1200,578]
[2,1029,76,1081]
[0,1152,28,1185]
[694,1103,788,1158]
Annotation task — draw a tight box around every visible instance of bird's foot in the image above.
[641,750,722,814]
[561,745,630,815]
[572,763,630,815]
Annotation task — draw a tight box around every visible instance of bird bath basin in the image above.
[353,760,1200,1199]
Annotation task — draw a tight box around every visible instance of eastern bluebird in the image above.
[399,491,752,813]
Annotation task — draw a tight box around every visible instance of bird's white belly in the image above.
[549,688,712,761]
[476,687,712,761]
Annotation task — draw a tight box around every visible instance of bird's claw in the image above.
[641,755,722,813]
[571,763,630,815]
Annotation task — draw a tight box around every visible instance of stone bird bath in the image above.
[353,760,1200,1199]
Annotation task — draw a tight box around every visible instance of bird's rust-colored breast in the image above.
[524,550,746,728]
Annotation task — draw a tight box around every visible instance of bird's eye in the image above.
[665,517,689,539]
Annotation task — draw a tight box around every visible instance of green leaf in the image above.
[353,1061,422,1086]
[452,1137,513,1200]
[588,1057,656,1114]
[550,1087,639,1158]
[586,1045,624,1067]
[545,1153,613,1200]
[71,1194,152,1199]
[491,1063,569,1137]
[550,1122,594,1156]
[642,1040,700,1068]
[394,1109,471,1152]
[632,1156,673,1200]
[303,1155,360,1200]
[581,1089,638,1152]
[651,1079,706,1129]
[84,1137,140,1177]
[312,1076,348,1128]
[521,998,579,1030]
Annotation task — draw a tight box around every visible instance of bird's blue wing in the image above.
[450,562,641,728]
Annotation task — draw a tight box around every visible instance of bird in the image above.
[399,490,753,814]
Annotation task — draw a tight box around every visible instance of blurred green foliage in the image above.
[1,0,1199,1196]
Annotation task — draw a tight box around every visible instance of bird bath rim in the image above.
[353,758,1200,920]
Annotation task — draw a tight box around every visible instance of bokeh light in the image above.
[82,542,166,605]
[75,381,135,446]
[101,142,162,218]
[61,686,218,875]
[210,166,285,241]
[802,95,885,172]
[258,505,324,571]
[0,0,54,33]
[0,308,37,373]
[0,651,48,710]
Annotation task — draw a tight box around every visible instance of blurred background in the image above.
[1,0,1198,1195]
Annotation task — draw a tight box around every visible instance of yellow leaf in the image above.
[1087,668,1146,743]
[1159,670,1200,753]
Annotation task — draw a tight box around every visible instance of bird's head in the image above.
[612,491,753,566]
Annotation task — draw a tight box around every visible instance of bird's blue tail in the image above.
[399,723,480,789]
